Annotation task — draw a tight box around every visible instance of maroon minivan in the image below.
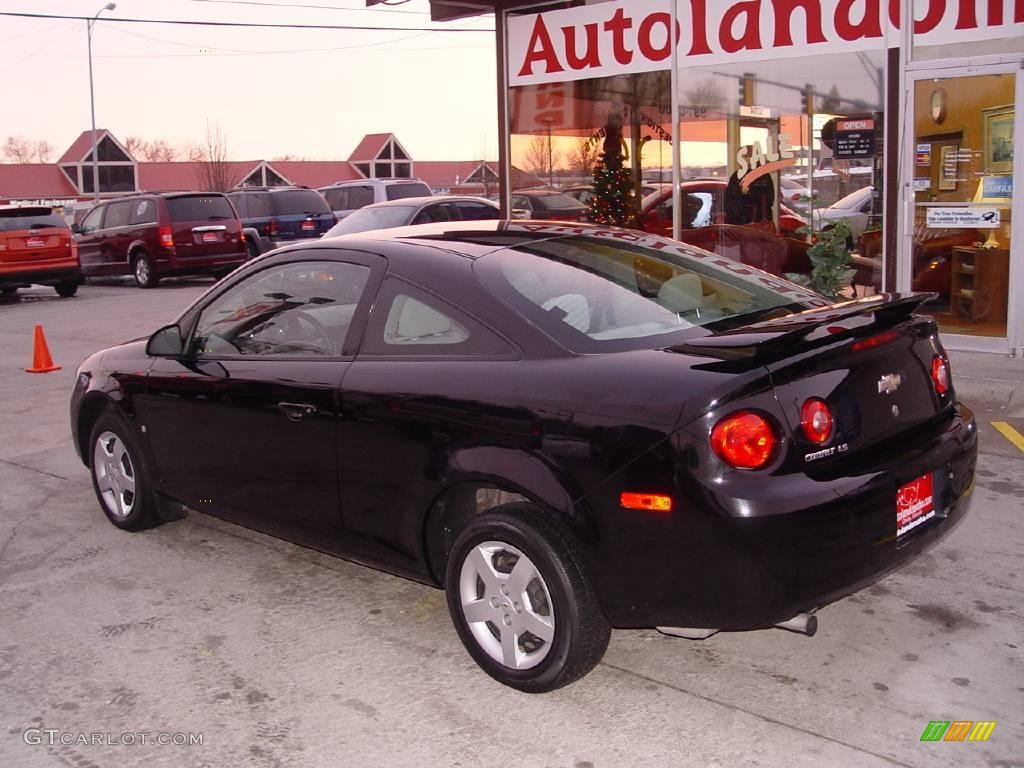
[75,193,248,288]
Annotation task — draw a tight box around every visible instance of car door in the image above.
[101,201,133,270]
[75,205,106,274]
[337,277,519,573]
[140,251,385,542]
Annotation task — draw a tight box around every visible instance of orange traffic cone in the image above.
[25,324,61,374]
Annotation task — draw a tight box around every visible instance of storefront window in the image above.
[672,50,886,297]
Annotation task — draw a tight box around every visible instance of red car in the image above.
[75,192,248,288]
[0,205,81,297]
[637,180,806,238]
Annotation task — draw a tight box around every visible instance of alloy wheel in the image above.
[93,431,137,519]
[134,258,150,286]
[458,541,555,670]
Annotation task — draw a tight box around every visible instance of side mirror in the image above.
[71,223,82,234]
[146,324,184,357]
[511,208,530,220]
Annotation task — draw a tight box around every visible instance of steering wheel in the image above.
[279,309,334,353]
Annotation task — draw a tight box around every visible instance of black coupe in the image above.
[71,221,977,692]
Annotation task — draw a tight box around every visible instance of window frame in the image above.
[181,250,387,363]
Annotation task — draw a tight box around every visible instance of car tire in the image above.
[132,252,159,288]
[88,411,161,531]
[1,286,16,295]
[445,502,610,693]
[55,281,78,298]
[246,240,260,260]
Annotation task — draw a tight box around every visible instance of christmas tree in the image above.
[587,119,635,227]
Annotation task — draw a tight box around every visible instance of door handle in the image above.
[278,402,316,422]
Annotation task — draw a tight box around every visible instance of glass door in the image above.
[904,66,1020,353]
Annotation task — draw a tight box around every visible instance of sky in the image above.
[0,0,499,163]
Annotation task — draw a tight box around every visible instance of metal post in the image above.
[87,3,115,203]
[670,0,681,241]
[546,122,554,187]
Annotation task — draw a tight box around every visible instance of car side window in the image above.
[511,196,532,211]
[129,199,157,225]
[190,261,371,358]
[349,186,374,209]
[361,278,514,358]
[103,202,132,229]
[456,202,499,221]
[227,194,245,218]
[79,206,104,234]
[412,203,452,225]
[247,193,274,218]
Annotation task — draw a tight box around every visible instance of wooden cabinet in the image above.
[950,246,1009,324]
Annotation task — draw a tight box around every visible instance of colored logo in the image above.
[920,721,997,742]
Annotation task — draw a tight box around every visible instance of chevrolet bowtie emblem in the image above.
[878,373,902,394]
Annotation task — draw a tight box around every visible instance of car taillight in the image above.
[931,354,950,395]
[266,219,279,237]
[710,411,777,470]
[800,398,834,444]
[158,225,174,249]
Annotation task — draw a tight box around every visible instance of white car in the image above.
[324,196,499,236]
[319,178,433,221]
[812,186,874,238]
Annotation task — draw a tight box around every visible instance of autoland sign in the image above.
[509,0,1024,86]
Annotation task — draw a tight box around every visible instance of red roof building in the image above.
[0,130,538,208]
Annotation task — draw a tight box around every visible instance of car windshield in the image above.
[0,209,67,231]
[272,189,330,216]
[327,206,416,235]
[475,229,821,353]
[166,195,236,221]
[533,193,585,211]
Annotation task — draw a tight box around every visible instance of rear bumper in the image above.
[0,263,82,287]
[156,249,247,274]
[590,404,977,629]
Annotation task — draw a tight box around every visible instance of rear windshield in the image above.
[385,182,432,201]
[272,189,330,216]
[532,193,586,211]
[165,195,236,222]
[475,229,822,353]
[327,206,415,236]
[0,209,67,231]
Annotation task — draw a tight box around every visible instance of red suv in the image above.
[0,205,82,298]
[75,192,248,288]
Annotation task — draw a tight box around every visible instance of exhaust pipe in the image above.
[774,612,818,636]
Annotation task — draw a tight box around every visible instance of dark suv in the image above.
[227,187,334,257]
[75,192,248,288]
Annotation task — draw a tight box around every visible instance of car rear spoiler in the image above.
[671,292,936,364]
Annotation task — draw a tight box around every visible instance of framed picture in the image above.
[983,105,1014,174]
[938,143,959,191]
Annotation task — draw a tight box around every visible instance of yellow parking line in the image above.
[992,422,1024,454]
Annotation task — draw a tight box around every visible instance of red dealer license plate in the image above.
[896,473,935,537]
[301,220,316,231]
[26,237,45,248]
[202,232,220,243]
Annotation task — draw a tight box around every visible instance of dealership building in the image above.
[431,0,1022,355]
[0,129,540,213]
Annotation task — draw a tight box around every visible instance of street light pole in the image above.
[87,2,116,203]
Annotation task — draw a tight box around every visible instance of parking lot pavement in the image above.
[1,283,1022,768]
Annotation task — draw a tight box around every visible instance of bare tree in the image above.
[33,140,53,162]
[685,78,724,118]
[194,122,242,192]
[565,137,601,177]
[524,134,558,180]
[124,136,178,162]
[272,153,306,161]
[3,136,34,163]
[124,136,145,157]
